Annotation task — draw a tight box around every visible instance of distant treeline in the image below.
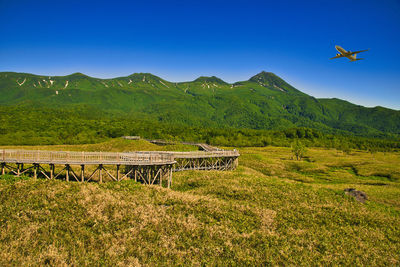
[0,106,399,152]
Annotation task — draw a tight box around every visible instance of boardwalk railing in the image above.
[169,150,239,158]
[129,150,240,172]
[127,150,240,159]
[0,148,239,186]
[144,139,224,152]
[0,149,175,165]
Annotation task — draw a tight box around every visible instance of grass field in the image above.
[0,140,399,265]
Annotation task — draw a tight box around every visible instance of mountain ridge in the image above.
[0,71,399,137]
[0,69,398,109]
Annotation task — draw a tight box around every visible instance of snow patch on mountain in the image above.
[159,80,169,88]
[16,78,26,86]
[42,79,50,88]
[273,84,286,92]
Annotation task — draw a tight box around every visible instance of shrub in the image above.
[291,140,307,160]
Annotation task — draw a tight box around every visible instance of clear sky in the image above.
[1,0,399,110]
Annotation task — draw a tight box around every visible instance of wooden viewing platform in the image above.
[0,147,240,187]
[1,149,175,165]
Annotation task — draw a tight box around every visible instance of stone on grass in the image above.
[344,188,368,203]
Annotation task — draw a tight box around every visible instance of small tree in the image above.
[292,140,307,160]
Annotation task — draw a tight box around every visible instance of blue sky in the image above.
[1,0,399,109]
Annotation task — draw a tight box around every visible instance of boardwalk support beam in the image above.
[0,148,239,188]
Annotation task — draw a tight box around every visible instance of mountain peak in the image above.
[67,72,89,78]
[128,72,151,77]
[249,71,298,93]
[194,76,227,84]
[128,73,164,80]
[249,71,280,83]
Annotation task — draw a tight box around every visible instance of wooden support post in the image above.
[1,163,4,175]
[159,166,162,186]
[147,167,151,185]
[81,165,85,182]
[99,164,103,183]
[116,165,120,182]
[134,167,137,182]
[170,166,173,188]
[17,163,20,177]
[65,164,69,182]
[50,164,54,179]
[33,164,37,179]
[168,166,172,189]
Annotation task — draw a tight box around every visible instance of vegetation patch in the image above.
[0,142,399,265]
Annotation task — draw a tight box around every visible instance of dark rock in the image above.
[344,188,368,203]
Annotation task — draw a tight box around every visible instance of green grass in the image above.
[0,143,399,265]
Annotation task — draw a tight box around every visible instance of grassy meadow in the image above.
[0,139,399,265]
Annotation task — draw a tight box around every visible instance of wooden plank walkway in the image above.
[131,150,240,159]
[169,150,239,159]
[144,138,224,152]
[0,147,240,187]
[0,149,176,165]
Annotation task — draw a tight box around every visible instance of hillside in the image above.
[1,142,399,265]
[0,71,399,137]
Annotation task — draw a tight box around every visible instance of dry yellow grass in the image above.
[0,142,399,265]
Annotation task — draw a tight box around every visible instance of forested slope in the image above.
[0,71,399,138]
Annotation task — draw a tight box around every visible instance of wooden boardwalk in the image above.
[1,149,175,165]
[127,150,240,172]
[0,147,239,187]
[144,138,223,152]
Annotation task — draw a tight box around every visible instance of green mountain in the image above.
[0,71,399,137]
